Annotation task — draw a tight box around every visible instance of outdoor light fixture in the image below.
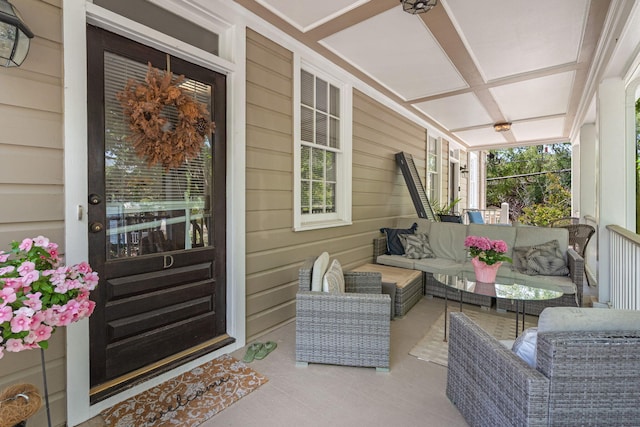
[0,0,34,67]
[400,0,438,15]
[493,122,512,132]
[460,165,469,175]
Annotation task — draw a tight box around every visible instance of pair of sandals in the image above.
[243,341,277,363]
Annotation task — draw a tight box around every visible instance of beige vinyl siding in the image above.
[245,29,426,340]
[0,1,66,426]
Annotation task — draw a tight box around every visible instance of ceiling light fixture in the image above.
[493,122,512,133]
[400,0,437,15]
[0,0,34,67]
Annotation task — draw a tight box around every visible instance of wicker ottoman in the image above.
[351,264,423,317]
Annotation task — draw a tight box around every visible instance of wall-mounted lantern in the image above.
[0,0,34,67]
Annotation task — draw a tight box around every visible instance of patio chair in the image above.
[557,224,595,258]
[296,256,391,371]
[550,216,579,227]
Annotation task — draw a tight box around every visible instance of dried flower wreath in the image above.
[117,63,215,170]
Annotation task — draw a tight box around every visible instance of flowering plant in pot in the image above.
[0,236,99,359]
[464,236,512,283]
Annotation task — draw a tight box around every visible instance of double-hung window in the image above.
[426,134,440,204]
[294,60,352,230]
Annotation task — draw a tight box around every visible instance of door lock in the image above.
[88,193,102,205]
[89,222,104,233]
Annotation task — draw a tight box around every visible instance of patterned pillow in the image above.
[513,240,568,276]
[322,259,345,294]
[380,223,418,255]
[399,233,435,259]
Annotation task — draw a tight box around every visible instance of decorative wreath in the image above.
[117,63,215,170]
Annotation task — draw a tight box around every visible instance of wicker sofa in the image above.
[373,218,583,315]
[447,308,640,427]
[295,256,391,371]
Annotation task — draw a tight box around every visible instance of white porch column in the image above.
[578,123,598,285]
[597,78,630,305]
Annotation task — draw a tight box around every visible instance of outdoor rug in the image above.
[409,308,537,367]
[101,354,268,427]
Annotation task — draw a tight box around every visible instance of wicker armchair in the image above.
[447,310,640,427]
[296,257,391,371]
[557,223,595,257]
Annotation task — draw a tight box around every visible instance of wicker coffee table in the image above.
[433,272,563,341]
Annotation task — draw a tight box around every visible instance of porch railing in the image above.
[607,224,640,310]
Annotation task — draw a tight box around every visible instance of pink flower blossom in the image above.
[3,278,23,290]
[0,305,13,322]
[10,308,34,333]
[17,261,35,276]
[0,251,9,263]
[75,261,92,274]
[33,236,50,248]
[4,338,24,353]
[0,265,15,276]
[24,292,43,311]
[26,324,53,343]
[21,270,40,287]
[0,287,16,304]
[18,238,33,252]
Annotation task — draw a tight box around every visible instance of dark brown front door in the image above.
[86,26,232,403]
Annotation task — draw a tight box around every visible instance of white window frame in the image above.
[425,133,440,205]
[293,56,352,231]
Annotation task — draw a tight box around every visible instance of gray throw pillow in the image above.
[513,240,568,276]
[399,233,435,259]
[512,327,538,368]
[380,223,417,255]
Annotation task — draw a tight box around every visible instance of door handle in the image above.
[89,222,104,233]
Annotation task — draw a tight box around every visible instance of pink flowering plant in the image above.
[0,236,98,359]
[464,235,512,265]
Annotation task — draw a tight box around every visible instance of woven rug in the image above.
[101,354,268,427]
[409,308,537,367]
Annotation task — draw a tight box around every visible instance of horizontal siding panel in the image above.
[246,189,291,211]
[247,29,292,63]
[246,233,376,273]
[246,282,298,315]
[246,103,292,134]
[0,145,63,184]
[246,39,292,76]
[246,148,292,173]
[246,209,292,232]
[0,223,64,250]
[0,105,62,149]
[246,127,292,153]
[246,265,299,295]
[247,87,291,119]
[353,177,396,193]
[19,0,62,44]
[0,187,64,222]
[21,37,63,78]
[246,64,292,97]
[0,72,61,113]
[246,169,291,192]
[246,301,296,338]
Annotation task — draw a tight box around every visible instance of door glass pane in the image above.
[104,52,213,259]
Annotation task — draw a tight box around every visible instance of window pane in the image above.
[312,148,324,180]
[325,183,336,213]
[326,151,336,182]
[301,145,311,179]
[312,181,325,213]
[427,154,437,171]
[316,78,327,112]
[316,112,327,146]
[330,85,340,117]
[301,106,314,142]
[301,181,310,214]
[329,117,340,148]
[301,70,314,107]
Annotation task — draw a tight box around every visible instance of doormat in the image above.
[101,354,268,427]
[409,308,537,367]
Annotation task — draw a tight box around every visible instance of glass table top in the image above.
[433,271,564,301]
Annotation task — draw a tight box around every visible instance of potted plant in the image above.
[433,198,462,223]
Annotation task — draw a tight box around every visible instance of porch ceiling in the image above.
[226,0,610,150]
